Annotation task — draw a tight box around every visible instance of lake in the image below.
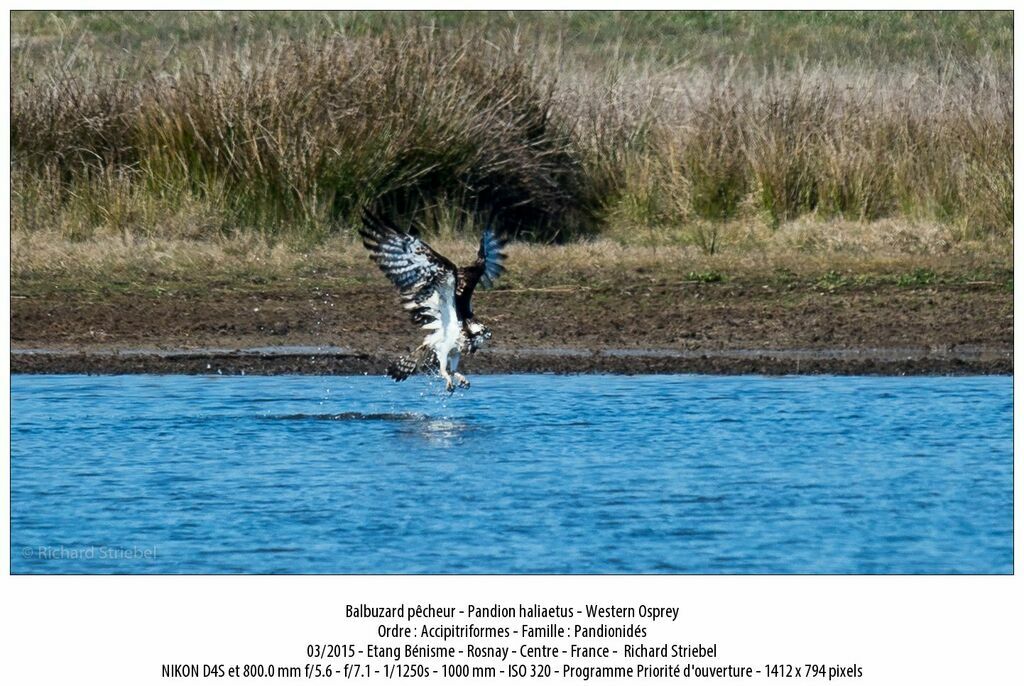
[10,374,1012,574]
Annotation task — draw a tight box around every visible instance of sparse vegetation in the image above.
[686,270,725,284]
[10,10,1013,250]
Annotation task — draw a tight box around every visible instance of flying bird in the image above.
[359,209,507,391]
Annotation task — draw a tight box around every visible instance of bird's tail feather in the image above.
[388,346,435,382]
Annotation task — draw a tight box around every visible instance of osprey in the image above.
[359,209,507,391]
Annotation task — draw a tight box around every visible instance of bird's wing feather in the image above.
[456,227,507,319]
[359,209,457,330]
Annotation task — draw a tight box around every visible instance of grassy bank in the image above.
[12,229,1012,375]
[11,10,1013,248]
[12,220,1011,304]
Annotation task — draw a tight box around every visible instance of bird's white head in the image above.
[465,320,492,352]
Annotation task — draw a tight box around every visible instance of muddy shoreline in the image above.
[11,277,1012,376]
[11,345,1011,376]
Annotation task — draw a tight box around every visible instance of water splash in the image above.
[264,412,427,422]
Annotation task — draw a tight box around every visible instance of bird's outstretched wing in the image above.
[456,227,507,320]
[359,209,457,329]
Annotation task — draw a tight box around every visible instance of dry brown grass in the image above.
[9,14,1013,260]
[595,62,1012,244]
[12,216,1010,302]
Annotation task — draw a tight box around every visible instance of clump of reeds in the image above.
[11,25,1012,246]
[13,30,601,241]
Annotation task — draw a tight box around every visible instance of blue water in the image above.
[10,374,1012,574]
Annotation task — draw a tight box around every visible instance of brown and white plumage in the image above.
[359,209,507,391]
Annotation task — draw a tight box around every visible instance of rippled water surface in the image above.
[11,374,1012,574]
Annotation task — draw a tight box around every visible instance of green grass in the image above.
[13,10,1011,67]
[896,268,937,287]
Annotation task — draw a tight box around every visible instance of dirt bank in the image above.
[11,278,1012,375]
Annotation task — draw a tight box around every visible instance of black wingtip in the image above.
[358,207,394,257]
[361,206,379,224]
[359,206,395,236]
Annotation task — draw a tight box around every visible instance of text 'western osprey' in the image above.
[359,209,507,392]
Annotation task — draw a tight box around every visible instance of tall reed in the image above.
[11,25,1012,245]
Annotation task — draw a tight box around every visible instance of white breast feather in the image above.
[420,273,460,354]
